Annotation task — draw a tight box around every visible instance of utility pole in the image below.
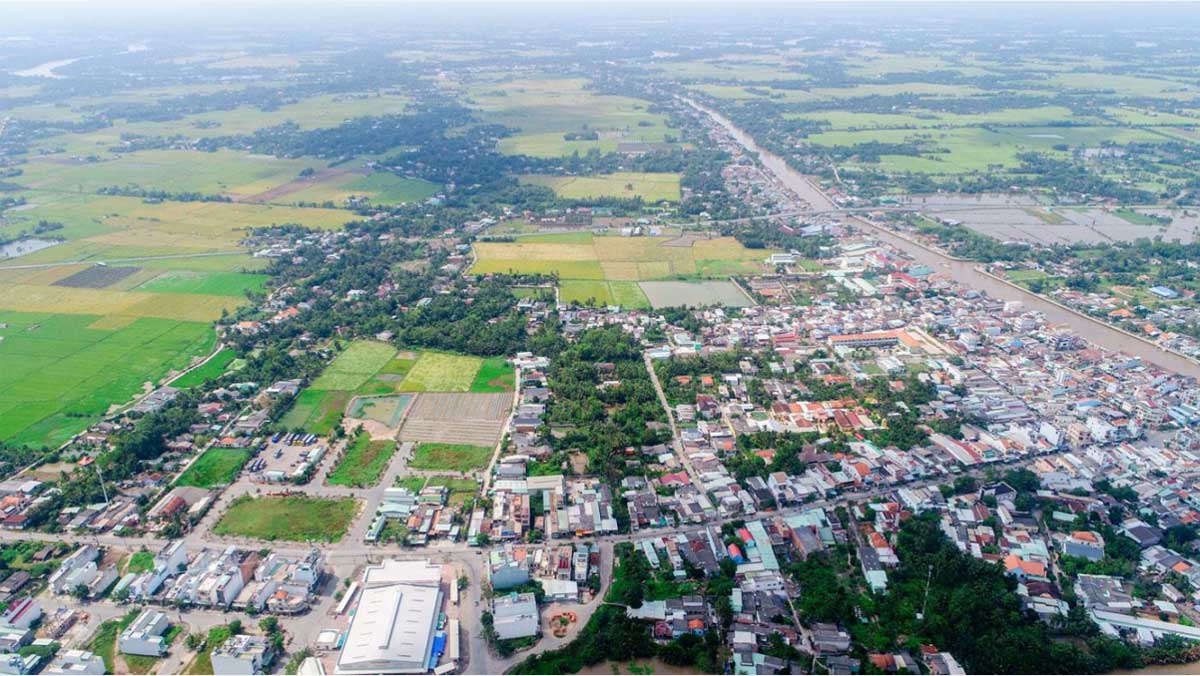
[917,563,933,620]
[95,463,110,507]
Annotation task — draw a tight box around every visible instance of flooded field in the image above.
[919,203,1198,245]
[0,237,60,258]
[639,280,754,308]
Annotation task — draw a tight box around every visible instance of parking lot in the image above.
[247,432,327,484]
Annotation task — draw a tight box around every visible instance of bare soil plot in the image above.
[399,391,511,447]
[52,265,140,288]
[638,280,754,309]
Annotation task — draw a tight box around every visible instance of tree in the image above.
[259,616,279,634]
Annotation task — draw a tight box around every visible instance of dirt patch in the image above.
[239,167,354,204]
[569,452,589,474]
[399,392,512,446]
[53,265,140,289]
[661,232,709,247]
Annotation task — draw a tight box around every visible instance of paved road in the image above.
[644,352,700,484]
[685,97,1200,379]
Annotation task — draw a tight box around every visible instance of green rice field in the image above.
[281,343,500,433]
[171,347,238,388]
[0,311,215,448]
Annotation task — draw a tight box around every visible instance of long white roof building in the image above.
[336,560,443,675]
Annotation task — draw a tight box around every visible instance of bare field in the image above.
[638,280,754,308]
[398,391,512,447]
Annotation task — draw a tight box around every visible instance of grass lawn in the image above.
[184,626,231,675]
[327,434,397,487]
[398,351,483,392]
[175,447,252,488]
[125,551,155,574]
[125,652,161,675]
[470,357,515,393]
[88,617,124,673]
[1006,269,1052,282]
[213,495,358,542]
[88,608,164,674]
[395,476,427,493]
[171,347,238,388]
[410,442,493,472]
[425,476,481,505]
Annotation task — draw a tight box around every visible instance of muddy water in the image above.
[0,237,59,258]
[688,99,1200,379]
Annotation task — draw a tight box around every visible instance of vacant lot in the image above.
[125,551,155,574]
[399,392,512,447]
[175,447,251,487]
[469,357,515,393]
[183,625,231,676]
[213,495,358,542]
[521,172,681,202]
[425,475,481,505]
[410,442,493,472]
[638,280,754,308]
[398,351,483,392]
[327,434,397,487]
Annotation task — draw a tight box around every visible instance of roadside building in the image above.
[118,609,169,657]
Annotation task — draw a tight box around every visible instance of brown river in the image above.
[688,99,1200,379]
